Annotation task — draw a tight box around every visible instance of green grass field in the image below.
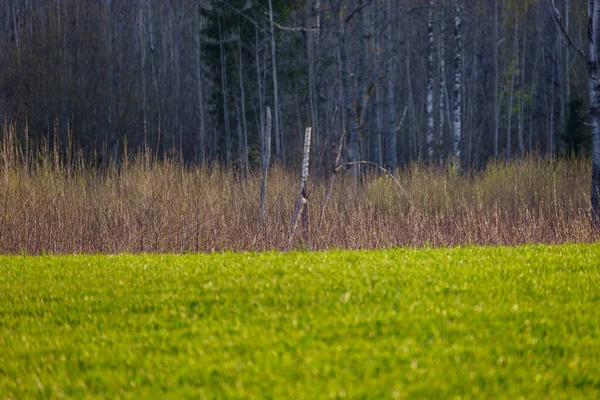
[1,245,600,399]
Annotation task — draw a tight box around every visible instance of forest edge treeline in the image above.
[0,0,590,169]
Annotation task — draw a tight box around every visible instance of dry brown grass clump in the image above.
[0,124,597,254]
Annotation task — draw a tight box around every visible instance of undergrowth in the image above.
[0,123,597,254]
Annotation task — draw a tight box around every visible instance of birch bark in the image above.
[426,0,435,160]
[452,0,462,161]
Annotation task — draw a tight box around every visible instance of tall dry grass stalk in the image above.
[0,123,597,254]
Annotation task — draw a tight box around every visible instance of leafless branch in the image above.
[395,107,408,132]
[550,0,586,60]
[317,155,415,238]
[215,0,319,33]
[345,0,375,25]
[270,19,320,33]
[334,161,412,206]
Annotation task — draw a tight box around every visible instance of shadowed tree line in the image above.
[0,0,591,172]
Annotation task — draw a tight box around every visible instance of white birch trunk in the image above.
[289,127,312,245]
[426,0,435,160]
[452,0,462,160]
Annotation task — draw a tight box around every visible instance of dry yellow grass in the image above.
[1,124,597,254]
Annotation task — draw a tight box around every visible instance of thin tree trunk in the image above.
[374,0,383,166]
[357,0,370,143]
[196,4,206,162]
[138,6,148,142]
[426,0,435,161]
[452,0,462,161]
[385,0,397,168]
[328,0,360,171]
[519,25,526,157]
[307,1,320,161]
[235,100,243,171]
[257,107,272,238]
[506,22,518,160]
[565,0,570,107]
[438,15,447,159]
[255,25,265,152]
[148,2,162,157]
[238,39,249,175]
[589,0,600,220]
[170,5,182,156]
[218,19,232,170]
[268,0,283,162]
[550,52,555,159]
[493,0,500,159]
[531,13,543,153]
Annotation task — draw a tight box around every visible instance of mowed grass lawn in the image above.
[1,245,600,399]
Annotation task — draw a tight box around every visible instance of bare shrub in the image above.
[0,124,596,254]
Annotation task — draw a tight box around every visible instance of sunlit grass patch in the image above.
[1,244,599,398]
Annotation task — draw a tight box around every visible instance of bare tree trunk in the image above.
[196,4,206,162]
[257,107,272,238]
[356,0,372,147]
[550,53,555,160]
[328,0,360,171]
[255,25,265,151]
[493,0,500,159]
[307,0,320,161]
[590,0,600,221]
[565,0,570,108]
[268,0,283,162]
[452,0,462,161]
[11,1,19,56]
[374,0,383,166]
[531,14,543,153]
[506,22,518,160]
[106,0,113,146]
[385,0,397,168]
[438,15,447,159]
[218,18,232,170]
[148,2,162,157]
[518,25,526,157]
[170,5,182,155]
[238,39,249,175]
[138,6,148,141]
[426,0,435,161]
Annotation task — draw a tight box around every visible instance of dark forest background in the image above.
[0,0,590,172]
